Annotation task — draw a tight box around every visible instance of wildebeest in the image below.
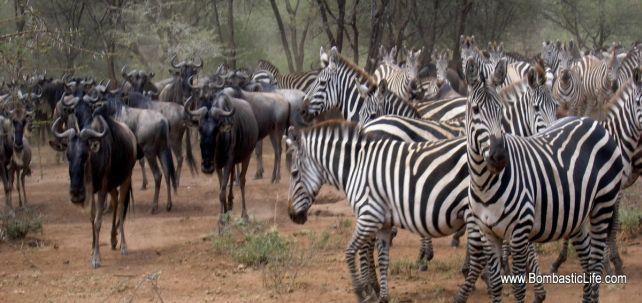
[51,99,138,268]
[7,102,33,207]
[0,114,14,210]
[221,86,289,183]
[121,65,159,95]
[158,55,202,104]
[89,88,177,213]
[184,93,258,231]
[126,91,197,186]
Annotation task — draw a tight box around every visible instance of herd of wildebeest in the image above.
[1,35,641,302]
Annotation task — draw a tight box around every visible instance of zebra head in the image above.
[542,40,562,73]
[379,45,397,66]
[302,47,341,119]
[357,79,386,124]
[526,63,559,133]
[460,35,478,72]
[604,47,623,93]
[404,48,423,100]
[465,58,508,174]
[487,41,504,66]
[285,127,323,224]
[432,49,451,84]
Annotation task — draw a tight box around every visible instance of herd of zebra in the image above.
[283,36,641,303]
[0,33,639,302]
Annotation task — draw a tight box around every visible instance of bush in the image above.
[0,207,43,241]
[233,231,290,267]
[619,208,642,239]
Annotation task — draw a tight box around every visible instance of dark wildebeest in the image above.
[88,88,177,213]
[125,91,197,186]
[221,82,290,183]
[184,93,258,231]
[7,96,34,207]
[51,99,138,268]
[158,55,202,104]
[0,113,13,210]
[121,65,159,95]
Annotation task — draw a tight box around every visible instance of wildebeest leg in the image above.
[139,159,148,190]
[217,167,229,234]
[239,158,251,222]
[146,155,162,214]
[110,189,119,250]
[1,168,12,210]
[269,132,282,183]
[227,164,235,211]
[157,154,173,212]
[117,179,131,256]
[91,191,106,268]
[172,134,184,188]
[16,168,24,207]
[254,140,264,179]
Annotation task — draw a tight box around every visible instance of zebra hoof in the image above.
[533,293,546,303]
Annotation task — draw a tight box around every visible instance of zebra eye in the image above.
[533,104,540,111]
[472,104,479,114]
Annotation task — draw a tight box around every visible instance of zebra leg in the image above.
[254,140,264,179]
[608,196,623,275]
[417,237,433,271]
[549,239,570,273]
[455,218,489,303]
[451,227,465,247]
[501,241,511,276]
[359,242,379,296]
[376,226,393,303]
[526,243,546,303]
[588,217,610,303]
[570,227,592,303]
[345,219,380,302]
[509,237,530,303]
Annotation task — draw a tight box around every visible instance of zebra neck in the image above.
[306,132,368,193]
[465,129,507,199]
[338,74,366,122]
[603,87,641,167]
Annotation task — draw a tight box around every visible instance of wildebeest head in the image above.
[171,55,203,93]
[223,68,251,89]
[7,105,34,152]
[52,114,108,205]
[184,94,234,174]
[121,65,155,93]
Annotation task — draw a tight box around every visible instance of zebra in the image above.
[462,57,623,303]
[430,48,466,99]
[362,115,463,142]
[614,45,641,88]
[461,35,501,86]
[487,41,535,89]
[302,46,376,122]
[372,47,423,101]
[256,59,319,92]
[285,121,479,303]
[550,67,642,276]
[542,40,563,74]
[356,79,421,124]
[574,52,620,118]
[553,42,584,116]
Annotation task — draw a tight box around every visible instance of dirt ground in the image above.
[0,141,640,303]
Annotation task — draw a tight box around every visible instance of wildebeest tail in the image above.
[124,182,133,220]
[185,127,198,176]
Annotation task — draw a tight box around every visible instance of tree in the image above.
[269,0,315,72]
[364,0,389,73]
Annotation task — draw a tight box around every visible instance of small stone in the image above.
[63,260,70,265]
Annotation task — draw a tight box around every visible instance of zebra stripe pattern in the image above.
[363,115,463,142]
[257,59,319,92]
[463,58,623,303]
[372,49,422,101]
[357,80,421,124]
[303,47,373,122]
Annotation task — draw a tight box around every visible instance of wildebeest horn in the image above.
[193,55,203,68]
[83,94,99,103]
[211,96,235,117]
[80,115,108,140]
[121,65,130,78]
[187,75,196,89]
[184,96,207,117]
[63,96,80,108]
[171,54,185,68]
[52,117,76,139]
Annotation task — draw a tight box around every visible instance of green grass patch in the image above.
[0,207,43,241]
[619,208,642,239]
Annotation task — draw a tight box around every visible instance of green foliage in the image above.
[390,259,416,279]
[0,207,43,241]
[233,231,290,267]
[619,208,642,238]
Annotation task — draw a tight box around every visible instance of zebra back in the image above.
[362,115,463,142]
[357,79,421,124]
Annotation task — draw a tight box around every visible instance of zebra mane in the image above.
[333,53,377,87]
[499,80,530,106]
[604,76,638,109]
[257,60,280,76]
[505,51,530,63]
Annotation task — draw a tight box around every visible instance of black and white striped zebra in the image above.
[356,80,421,124]
[373,48,423,101]
[303,47,375,122]
[256,59,319,92]
[574,53,620,118]
[285,122,480,302]
[363,115,463,142]
[462,57,623,303]
[550,67,642,276]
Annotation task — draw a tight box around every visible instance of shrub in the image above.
[233,231,290,267]
[619,208,642,239]
[0,207,43,241]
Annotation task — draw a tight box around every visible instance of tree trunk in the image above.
[316,0,336,47]
[365,0,390,74]
[451,0,472,72]
[349,0,359,64]
[227,0,236,68]
[269,0,295,72]
[335,0,346,52]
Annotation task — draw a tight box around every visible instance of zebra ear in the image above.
[377,79,388,96]
[634,67,642,85]
[390,46,397,60]
[355,78,370,98]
